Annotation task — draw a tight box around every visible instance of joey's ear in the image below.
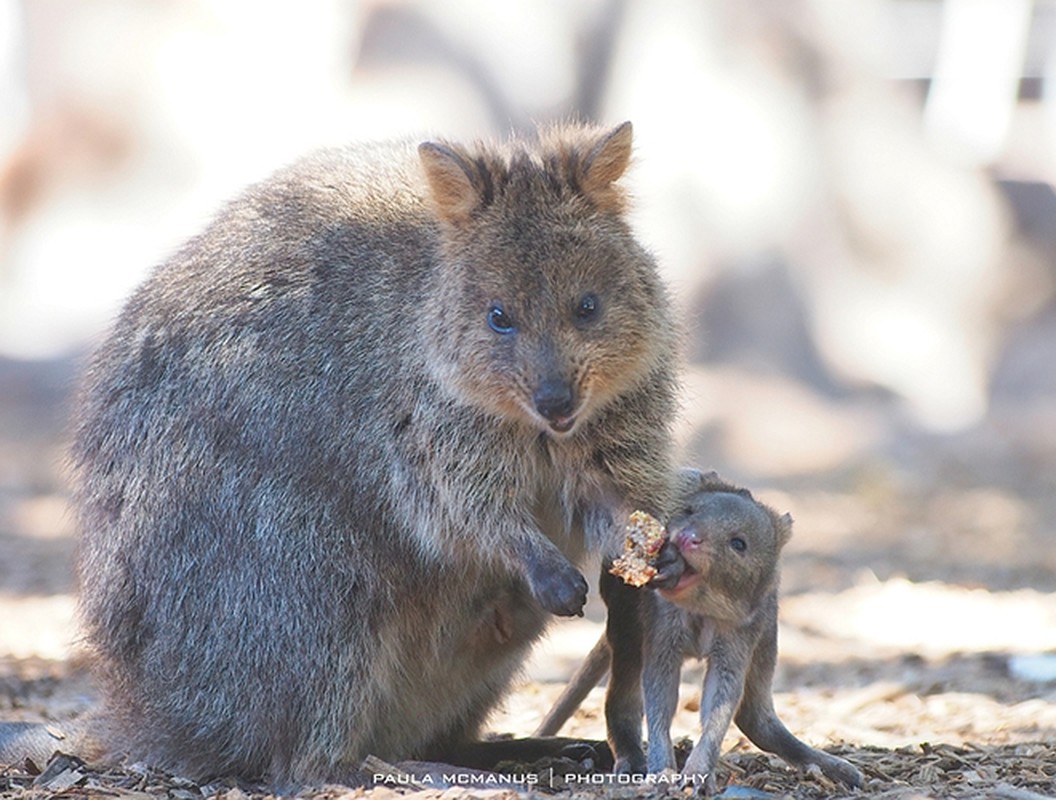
[577,121,633,212]
[418,141,486,225]
[698,470,735,494]
[699,470,721,486]
[674,467,706,496]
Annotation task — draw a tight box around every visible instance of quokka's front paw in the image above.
[527,558,588,617]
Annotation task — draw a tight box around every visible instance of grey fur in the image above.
[542,471,863,793]
[70,123,679,786]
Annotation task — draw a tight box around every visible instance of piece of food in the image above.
[609,510,666,587]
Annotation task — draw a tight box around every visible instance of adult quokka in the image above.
[70,122,680,785]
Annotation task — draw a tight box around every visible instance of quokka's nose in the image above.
[533,380,575,422]
[675,526,703,551]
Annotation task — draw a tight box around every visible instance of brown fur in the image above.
[69,122,679,787]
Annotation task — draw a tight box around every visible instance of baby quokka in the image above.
[540,469,863,794]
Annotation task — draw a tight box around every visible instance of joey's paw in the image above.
[680,772,717,797]
[528,560,588,617]
[814,754,864,788]
[682,750,718,795]
[648,540,685,590]
[669,769,718,799]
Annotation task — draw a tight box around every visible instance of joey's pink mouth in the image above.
[658,565,700,598]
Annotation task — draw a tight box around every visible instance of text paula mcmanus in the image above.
[372,771,709,788]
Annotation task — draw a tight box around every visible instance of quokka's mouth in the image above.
[519,394,585,437]
[547,414,577,434]
[657,563,700,598]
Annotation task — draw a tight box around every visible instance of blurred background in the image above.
[1,0,1055,755]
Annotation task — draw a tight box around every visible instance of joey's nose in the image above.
[674,527,702,551]
[533,380,575,423]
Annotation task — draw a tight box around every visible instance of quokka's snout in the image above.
[532,377,576,432]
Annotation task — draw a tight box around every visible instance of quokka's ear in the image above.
[673,467,707,499]
[698,469,741,495]
[776,512,794,547]
[699,469,723,488]
[418,141,487,225]
[576,121,633,211]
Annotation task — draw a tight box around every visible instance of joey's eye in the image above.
[730,536,747,553]
[682,507,694,517]
[487,305,515,334]
[574,293,600,325]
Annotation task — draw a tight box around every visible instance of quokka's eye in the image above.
[574,293,600,325]
[729,536,747,553]
[487,305,515,334]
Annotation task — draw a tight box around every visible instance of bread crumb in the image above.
[609,510,665,587]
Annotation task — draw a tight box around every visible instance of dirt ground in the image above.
[1,352,1055,800]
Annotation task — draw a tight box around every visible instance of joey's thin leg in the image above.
[683,633,752,794]
[734,609,863,788]
[641,613,684,773]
